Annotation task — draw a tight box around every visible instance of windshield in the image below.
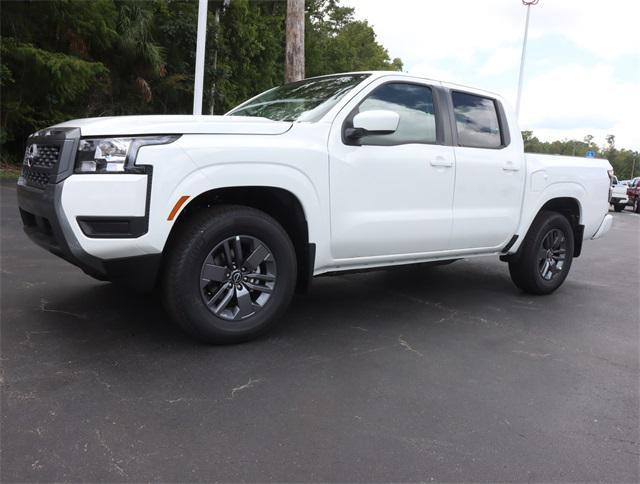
[227,74,370,122]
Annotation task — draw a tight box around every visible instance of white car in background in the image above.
[610,176,629,212]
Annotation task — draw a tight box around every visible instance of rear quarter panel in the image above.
[512,154,611,251]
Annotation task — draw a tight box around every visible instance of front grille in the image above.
[28,145,60,168]
[21,142,62,189]
[21,166,50,189]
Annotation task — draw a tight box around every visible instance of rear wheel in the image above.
[163,205,297,344]
[634,198,640,213]
[508,211,574,295]
[613,203,625,212]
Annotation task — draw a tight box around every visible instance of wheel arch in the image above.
[509,194,584,260]
[166,185,315,293]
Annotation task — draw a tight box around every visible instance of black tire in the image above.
[163,205,297,344]
[613,203,625,212]
[634,199,640,214]
[508,211,574,295]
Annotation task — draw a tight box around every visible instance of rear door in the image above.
[448,90,526,250]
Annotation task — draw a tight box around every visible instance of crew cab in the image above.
[16,72,613,343]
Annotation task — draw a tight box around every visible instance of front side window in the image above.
[356,82,437,146]
[452,92,502,148]
[227,74,370,122]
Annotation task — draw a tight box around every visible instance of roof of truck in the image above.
[307,70,506,102]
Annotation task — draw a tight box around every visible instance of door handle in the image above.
[502,160,520,171]
[430,157,453,167]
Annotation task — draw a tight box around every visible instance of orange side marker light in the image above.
[168,195,190,221]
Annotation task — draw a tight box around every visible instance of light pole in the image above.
[193,0,208,115]
[209,0,232,115]
[515,0,539,120]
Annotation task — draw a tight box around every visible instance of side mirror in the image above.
[345,110,400,140]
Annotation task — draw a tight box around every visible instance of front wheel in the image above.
[634,198,640,214]
[163,205,297,344]
[508,211,574,295]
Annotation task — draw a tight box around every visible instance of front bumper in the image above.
[610,196,629,204]
[17,178,161,291]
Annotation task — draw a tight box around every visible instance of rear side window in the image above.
[357,82,436,146]
[452,92,502,148]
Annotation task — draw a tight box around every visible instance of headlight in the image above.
[75,135,179,173]
[77,138,132,173]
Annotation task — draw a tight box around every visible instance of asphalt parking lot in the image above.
[1,180,639,482]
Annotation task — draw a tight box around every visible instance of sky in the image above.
[343,0,640,151]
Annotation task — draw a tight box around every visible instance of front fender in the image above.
[170,161,320,224]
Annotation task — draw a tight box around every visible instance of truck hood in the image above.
[51,115,292,137]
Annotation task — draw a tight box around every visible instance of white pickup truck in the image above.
[609,176,629,212]
[17,71,613,343]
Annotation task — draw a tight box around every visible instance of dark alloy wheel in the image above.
[199,235,277,321]
[508,211,574,295]
[163,205,297,344]
[536,228,567,282]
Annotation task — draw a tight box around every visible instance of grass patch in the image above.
[0,161,21,180]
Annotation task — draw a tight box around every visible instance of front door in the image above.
[328,79,456,260]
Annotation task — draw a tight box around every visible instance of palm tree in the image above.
[116,2,166,104]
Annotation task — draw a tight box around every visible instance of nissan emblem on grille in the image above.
[21,142,61,188]
[24,144,38,167]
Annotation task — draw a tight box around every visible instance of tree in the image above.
[112,1,167,108]
[606,134,615,151]
[522,131,639,180]
[0,0,117,155]
[305,0,403,77]
[1,0,403,162]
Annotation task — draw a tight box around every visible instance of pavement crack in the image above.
[95,430,128,477]
[78,370,112,390]
[229,378,263,399]
[511,349,551,359]
[608,436,639,446]
[350,346,387,358]
[39,298,86,319]
[398,336,424,357]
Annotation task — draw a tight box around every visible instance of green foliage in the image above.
[306,0,402,77]
[0,38,109,148]
[1,0,402,161]
[522,131,639,180]
[214,0,288,112]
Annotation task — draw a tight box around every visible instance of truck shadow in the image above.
[40,260,524,350]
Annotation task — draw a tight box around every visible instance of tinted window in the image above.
[452,92,502,148]
[357,83,436,145]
